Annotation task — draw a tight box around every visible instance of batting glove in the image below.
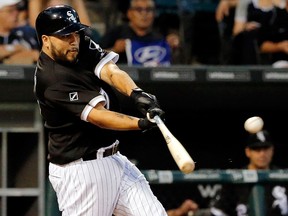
[130,88,160,116]
[138,108,165,130]
[147,107,165,120]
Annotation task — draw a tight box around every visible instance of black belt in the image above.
[82,144,119,161]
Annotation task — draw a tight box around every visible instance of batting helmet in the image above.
[35,4,87,45]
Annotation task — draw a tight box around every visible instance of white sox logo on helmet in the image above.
[67,11,77,23]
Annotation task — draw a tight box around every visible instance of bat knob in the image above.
[147,112,156,123]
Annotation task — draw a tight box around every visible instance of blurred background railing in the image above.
[45,169,288,216]
[142,169,288,216]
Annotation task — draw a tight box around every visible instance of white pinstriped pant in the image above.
[49,150,167,216]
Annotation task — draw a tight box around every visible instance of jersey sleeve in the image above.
[44,81,106,121]
[78,34,119,78]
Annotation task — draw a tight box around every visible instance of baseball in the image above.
[244,116,264,134]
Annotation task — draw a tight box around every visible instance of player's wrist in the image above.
[138,118,155,130]
[130,87,143,97]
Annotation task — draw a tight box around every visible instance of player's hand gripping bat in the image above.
[153,115,195,174]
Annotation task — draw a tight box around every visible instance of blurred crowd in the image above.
[2,0,288,67]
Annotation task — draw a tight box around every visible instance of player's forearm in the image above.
[113,70,138,96]
[87,108,141,130]
[102,62,138,96]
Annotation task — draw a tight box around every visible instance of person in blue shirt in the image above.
[99,0,181,66]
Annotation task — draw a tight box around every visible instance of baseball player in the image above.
[209,130,288,216]
[33,5,167,216]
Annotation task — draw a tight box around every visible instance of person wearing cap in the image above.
[207,129,288,216]
[244,130,275,170]
[34,4,167,216]
[0,0,39,64]
[28,0,92,28]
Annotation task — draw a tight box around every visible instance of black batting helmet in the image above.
[35,4,87,45]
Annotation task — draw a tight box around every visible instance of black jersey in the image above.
[34,33,120,164]
[258,6,288,63]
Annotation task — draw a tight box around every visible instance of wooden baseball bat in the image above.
[153,115,195,174]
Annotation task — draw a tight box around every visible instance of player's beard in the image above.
[50,43,79,64]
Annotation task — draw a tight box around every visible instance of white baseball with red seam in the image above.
[244,116,264,134]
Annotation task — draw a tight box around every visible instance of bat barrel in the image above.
[153,115,195,174]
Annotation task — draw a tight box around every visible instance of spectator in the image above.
[215,0,238,64]
[28,0,91,27]
[258,1,288,67]
[206,116,288,216]
[167,199,199,216]
[152,0,180,42]
[17,0,29,27]
[28,0,101,41]
[215,0,238,23]
[17,0,42,40]
[178,1,221,65]
[0,0,39,64]
[171,116,288,216]
[232,0,285,36]
[98,0,182,66]
[230,0,286,65]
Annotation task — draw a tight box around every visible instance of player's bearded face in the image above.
[49,33,80,63]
